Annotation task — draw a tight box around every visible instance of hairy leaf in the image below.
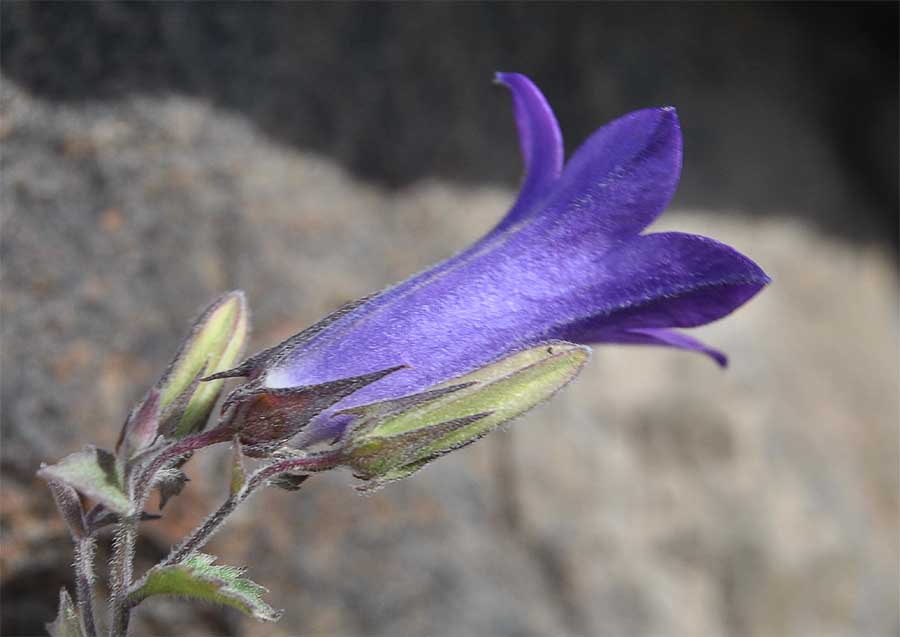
[38,446,129,514]
[46,588,84,637]
[129,553,282,622]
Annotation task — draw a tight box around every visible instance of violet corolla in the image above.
[214,72,769,471]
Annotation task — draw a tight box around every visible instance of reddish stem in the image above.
[154,449,343,569]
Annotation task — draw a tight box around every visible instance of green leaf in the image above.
[345,341,590,483]
[159,291,249,438]
[129,554,282,623]
[46,588,84,637]
[38,446,129,515]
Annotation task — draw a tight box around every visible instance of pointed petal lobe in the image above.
[549,232,769,341]
[592,327,728,367]
[521,107,681,249]
[491,72,564,233]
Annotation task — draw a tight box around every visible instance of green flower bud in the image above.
[340,341,589,490]
[158,290,249,439]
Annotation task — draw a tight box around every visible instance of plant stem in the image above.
[158,450,342,569]
[109,516,137,637]
[133,428,234,511]
[107,428,233,636]
[160,494,241,568]
[73,538,98,637]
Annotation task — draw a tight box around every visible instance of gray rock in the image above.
[2,77,896,637]
[2,3,897,246]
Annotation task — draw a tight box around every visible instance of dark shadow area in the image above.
[2,2,897,245]
[1,552,238,637]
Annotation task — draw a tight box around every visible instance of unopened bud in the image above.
[340,341,589,490]
[157,291,249,438]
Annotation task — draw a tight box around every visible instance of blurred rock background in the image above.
[1,3,897,637]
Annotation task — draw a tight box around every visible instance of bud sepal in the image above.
[339,341,589,490]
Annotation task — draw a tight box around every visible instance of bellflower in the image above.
[40,74,772,632]
[216,72,769,449]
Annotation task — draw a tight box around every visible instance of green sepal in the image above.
[344,341,589,486]
[129,553,282,623]
[349,412,491,479]
[38,446,129,515]
[46,588,84,637]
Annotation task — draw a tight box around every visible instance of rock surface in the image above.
[2,78,897,637]
[2,3,897,245]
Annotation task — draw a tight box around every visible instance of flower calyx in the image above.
[338,341,590,491]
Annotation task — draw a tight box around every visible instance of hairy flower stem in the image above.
[109,517,137,637]
[158,450,343,569]
[133,428,235,511]
[73,538,98,637]
[108,428,234,636]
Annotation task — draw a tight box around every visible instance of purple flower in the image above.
[223,72,769,447]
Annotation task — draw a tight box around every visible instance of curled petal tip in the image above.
[710,349,729,368]
[661,106,680,127]
[493,71,520,85]
[494,72,549,102]
[488,71,564,235]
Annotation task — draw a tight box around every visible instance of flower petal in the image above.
[491,72,564,234]
[547,232,769,339]
[260,95,679,403]
[587,327,728,367]
[283,74,563,354]
[252,81,769,447]
[266,232,765,400]
[522,106,682,247]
